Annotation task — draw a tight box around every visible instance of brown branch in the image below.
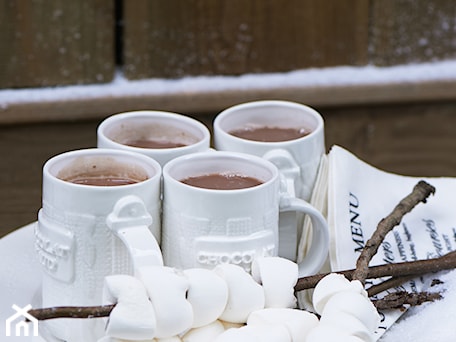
[372,291,442,310]
[367,275,417,297]
[294,250,456,292]
[27,304,115,321]
[352,180,435,285]
[28,251,456,321]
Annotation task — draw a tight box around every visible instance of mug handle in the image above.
[263,149,301,261]
[263,149,300,194]
[264,149,328,276]
[106,195,163,275]
[279,194,329,277]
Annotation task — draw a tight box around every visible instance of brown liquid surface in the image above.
[123,138,186,149]
[229,126,310,142]
[181,173,263,190]
[66,176,139,186]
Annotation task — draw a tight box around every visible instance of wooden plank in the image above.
[0,0,115,88]
[0,120,98,238]
[369,0,456,65]
[123,0,369,79]
[324,102,456,177]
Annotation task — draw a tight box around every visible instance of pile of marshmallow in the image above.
[97,257,380,342]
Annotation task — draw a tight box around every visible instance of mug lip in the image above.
[213,100,324,147]
[163,150,279,194]
[43,148,162,189]
[97,110,211,154]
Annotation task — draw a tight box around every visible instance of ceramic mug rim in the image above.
[213,100,324,147]
[97,110,211,154]
[163,150,280,194]
[43,148,162,190]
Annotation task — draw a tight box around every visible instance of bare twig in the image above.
[294,250,456,292]
[367,275,417,297]
[27,304,115,321]
[372,291,442,310]
[27,251,456,321]
[352,180,435,285]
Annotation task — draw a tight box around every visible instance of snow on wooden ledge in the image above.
[1,60,456,124]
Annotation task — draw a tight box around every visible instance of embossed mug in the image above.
[161,151,329,277]
[214,100,326,261]
[36,148,163,341]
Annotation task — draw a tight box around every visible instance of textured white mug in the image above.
[36,148,163,341]
[97,110,211,166]
[213,100,326,261]
[161,151,329,277]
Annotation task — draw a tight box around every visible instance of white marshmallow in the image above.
[247,308,318,341]
[306,324,365,342]
[137,266,193,338]
[102,275,157,340]
[98,338,156,342]
[322,291,380,333]
[320,311,375,342]
[219,320,244,330]
[156,337,182,342]
[214,327,260,342]
[312,273,367,315]
[214,325,290,342]
[181,320,225,342]
[182,268,229,328]
[251,257,298,308]
[241,325,291,342]
[214,264,265,323]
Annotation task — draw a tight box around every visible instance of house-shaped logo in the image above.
[5,304,38,337]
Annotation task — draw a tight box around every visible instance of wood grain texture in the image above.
[1,0,456,89]
[0,0,115,88]
[1,102,455,237]
[0,120,98,238]
[123,0,369,79]
[324,102,456,177]
[369,0,456,66]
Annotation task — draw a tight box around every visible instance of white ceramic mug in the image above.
[161,151,329,277]
[36,148,163,341]
[97,110,211,166]
[213,100,325,261]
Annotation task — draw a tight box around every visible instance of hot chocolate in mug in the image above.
[213,100,326,261]
[161,151,329,277]
[97,110,211,166]
[36,148,163,341]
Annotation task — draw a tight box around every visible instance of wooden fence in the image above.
[1,0,455,89]
[1,0,456,235]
